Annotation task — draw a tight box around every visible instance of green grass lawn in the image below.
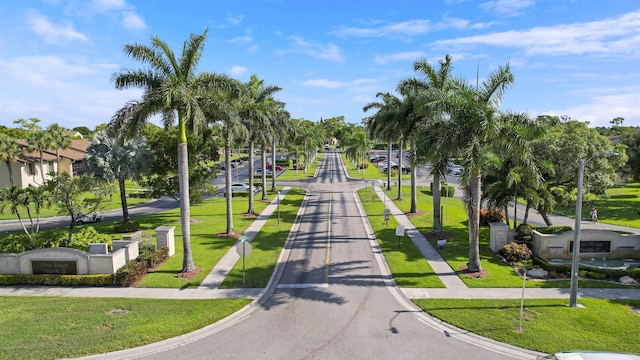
[359,185,638,289]
[0,296,251,360]
[273,153,322,181]
[414,298,640,355]
[553,183,640,228]
[357,187,444,288]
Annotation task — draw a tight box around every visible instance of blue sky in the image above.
[1,0,639,130]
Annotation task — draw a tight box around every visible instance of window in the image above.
[27,163,35,175]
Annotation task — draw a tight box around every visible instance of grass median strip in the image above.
[357,187,445,288]
[0,296,251,360]
[413,298,640,355]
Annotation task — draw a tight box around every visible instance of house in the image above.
[0,138,91,188]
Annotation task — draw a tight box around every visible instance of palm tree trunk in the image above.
[386,140,391,190]
[178,142,195,272]
[39,152,46,185]
[467,170,482,273]
[397,138,403,200]
[118,178,130,223]
[225,141,234,235]
[261,143,268,200]
[247,141,255,214]
[409,141,417,214]
[512,187,518,229]
[270,139,277,192]
[432,172,442,233]
[5,161,14,186]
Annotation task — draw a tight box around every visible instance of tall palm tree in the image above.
[46,123,72,176]
[240,75,282,213]
[437,62,535,273]
[18,119,52,185]
[110,30,238,273]
[85,129,152,224]
[0,133,21,186]
[270,103,291,192]
[399,54,454,233]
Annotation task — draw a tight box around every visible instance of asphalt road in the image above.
[137,152,526,360]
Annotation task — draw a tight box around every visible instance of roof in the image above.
[14,138,90,163]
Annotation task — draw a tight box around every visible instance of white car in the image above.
[75,213,102,225]
[221,183,256,196]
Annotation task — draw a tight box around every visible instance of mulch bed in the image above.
[405,211,425,218]
[176,266,202,280]
[457,265,488,279]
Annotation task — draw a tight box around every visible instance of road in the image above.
[138,152,527,360]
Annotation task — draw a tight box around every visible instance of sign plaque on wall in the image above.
[31,260,78,275]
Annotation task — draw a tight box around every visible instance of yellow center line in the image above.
[325,185,332,284]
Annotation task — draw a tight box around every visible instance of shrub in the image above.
[113,221,141,233]
[535,226,572,234]
[114,247,169,287]
[479,208,505,225]
[428,182,455,197]
[499,242,533,264]
[514,223,533,242]
[68,226,112,252]
[0,274,113,286]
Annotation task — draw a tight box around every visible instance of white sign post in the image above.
[395,225,405,248]
[235,235,251,286]
[384,209,390,226]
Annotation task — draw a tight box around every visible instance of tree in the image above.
[15,118,51,185]
[0,186,31,236]
[270,103,291,192]
[46,123,72,176]
[110,30,238,272]
[530,119,624,225]
[435,62,535,273]
[399,55,454,232]
[0,133,21,186]
[610,117,625,126]
[85,129,152,224]
[45,173,112,245]
[240,75,282,208]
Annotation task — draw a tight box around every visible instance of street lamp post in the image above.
[569,151,617,308]
[569,159,585,308]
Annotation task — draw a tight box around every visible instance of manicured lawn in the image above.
[554,183,640,228]
[414,298,640,355]
[360,184,639,289]
[273,153,322,181]
[0,296,251,360]
[357,187,445,288]
[221,188,306,288]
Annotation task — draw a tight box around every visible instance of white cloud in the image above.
[374,51,426,64]
[227,14,244,25]
[27,9,88,44]
[91,0,126,12]
[227,66,247,76]
[433,10,640,57]
[122,10,146,31]
[480,0,535,17]
[302,79,346,88]
[285,36,344,62]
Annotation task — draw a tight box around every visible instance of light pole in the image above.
[277,190,281,226]
[569,151,617,307]
[569,158,585,308]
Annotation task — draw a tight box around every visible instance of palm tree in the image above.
[0,133,21,186]
[0,186,30,236]
[270,103,291,192]
[436,62,536,273]
[239,75,282,213]
[399,54,454,233]
[85,129,152,224]
[17,118,52,185]
[46,123,72,176]
[110,30,239,273]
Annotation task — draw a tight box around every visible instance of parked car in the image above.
[383,164,410,174]
[266,164,284,171]
[255,169,273,176]
[371,157,387,163]
[220,183,257,196]
[75,213,102,225]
